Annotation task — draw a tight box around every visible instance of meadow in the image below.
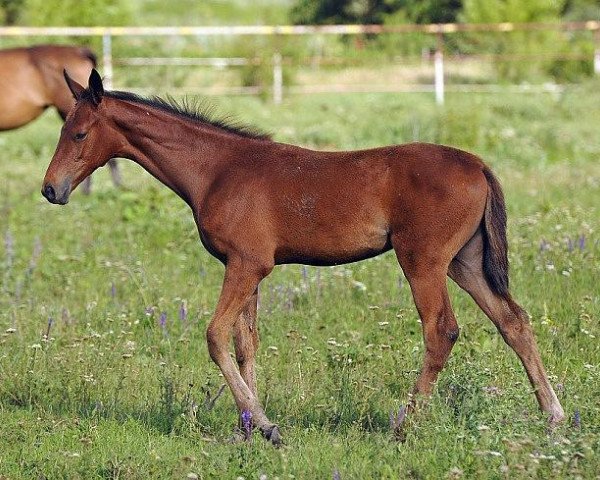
[0,85,599,478]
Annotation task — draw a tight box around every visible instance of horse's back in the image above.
[0,45,95,130]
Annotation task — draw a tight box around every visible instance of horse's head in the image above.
[42,69,115,204]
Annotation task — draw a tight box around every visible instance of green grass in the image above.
[0,85,599,478]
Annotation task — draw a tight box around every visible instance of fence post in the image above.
[594,29,600,75]
[102,32,113,89]
[434,30,444,105]
[273,52,283,104]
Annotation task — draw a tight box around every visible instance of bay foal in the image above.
[42,70,565,444]
[0,45,119,192]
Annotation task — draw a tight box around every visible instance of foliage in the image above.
[459,0,594,81]
[291,0,403,25]
[20,0,132,26]
[402,0,463,23]
[562,0,600,20]
[290,0,463,25]
[0,0,23,24]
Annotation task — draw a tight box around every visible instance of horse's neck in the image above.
[110,100,237,206]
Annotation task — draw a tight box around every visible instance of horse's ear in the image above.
[63,69,84,100]
[88,69,104,106]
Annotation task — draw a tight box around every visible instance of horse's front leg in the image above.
[234,289,259,396]
[206,257,281,445]
[80,160,120,195]
[107,159,122,188]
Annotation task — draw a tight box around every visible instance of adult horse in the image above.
[41,70,565,445]
[0,45,119,192]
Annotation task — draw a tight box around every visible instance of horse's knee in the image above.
[437,311,460,345]
[446,327,460,344]
[498,319,532,347]
[235,350,254,368]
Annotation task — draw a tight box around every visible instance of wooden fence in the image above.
[1,22,599,105]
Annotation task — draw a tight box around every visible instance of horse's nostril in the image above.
[43,184,56,202]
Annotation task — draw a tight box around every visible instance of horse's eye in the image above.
[74,132,87,141]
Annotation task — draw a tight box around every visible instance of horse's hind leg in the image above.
[448,230,565,423]
[394,245,460,423]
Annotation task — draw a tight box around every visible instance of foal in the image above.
[42,70,565,445]
[0,45,119,192]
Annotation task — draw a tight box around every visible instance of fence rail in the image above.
[1,22,599,104]
[1,21,600,36]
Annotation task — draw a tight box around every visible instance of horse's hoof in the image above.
[549,409,566,427]
[261,425,282,447]
[389,405,409,442]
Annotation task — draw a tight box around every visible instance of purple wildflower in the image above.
[4,230,14,268]
[179,301,187,322]
[333,470,341,480]
[578,234,585,251]
[61,308,70,325]
[241,410,253,440]
[573,410,581,429]
[159,312,167,329]
[285,287,293,311]
[110,282,117,299]
[44,316,54,340]
[27,237,42,273]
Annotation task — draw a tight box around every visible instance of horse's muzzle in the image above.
[41,182,70,205]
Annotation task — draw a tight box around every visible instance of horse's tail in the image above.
[79,47,97,68]
[481,166,510,299]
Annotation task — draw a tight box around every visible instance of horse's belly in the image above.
[0,98,45,130]
[275,220,391,266]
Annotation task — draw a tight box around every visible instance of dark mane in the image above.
[103,90,271,141]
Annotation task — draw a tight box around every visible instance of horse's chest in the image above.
[194,213,229,263]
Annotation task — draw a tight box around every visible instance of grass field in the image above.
[0,85,599,479]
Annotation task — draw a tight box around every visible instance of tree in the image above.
[291,0,410,25]
[290,0,464,25]
[561,0,600,20]
[404,0,463,24]
[0,0,24,25]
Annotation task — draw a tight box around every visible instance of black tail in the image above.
[481,166,510,298]
[80,47,97,68]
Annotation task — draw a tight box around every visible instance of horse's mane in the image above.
[105,90,272,141]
